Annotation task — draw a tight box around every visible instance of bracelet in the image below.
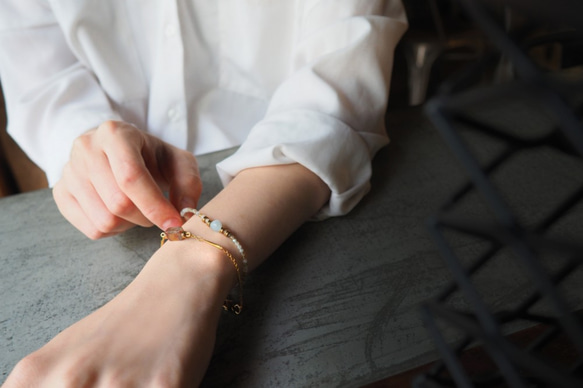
[180,207,249,283]
[160,226,243,315]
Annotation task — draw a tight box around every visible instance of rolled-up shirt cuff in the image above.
[216,109,388,219]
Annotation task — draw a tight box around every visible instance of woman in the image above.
[0,1,407,386]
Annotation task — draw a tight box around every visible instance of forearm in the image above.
[133,162,330,330]
[181,163,331,272]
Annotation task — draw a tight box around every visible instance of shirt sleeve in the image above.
[0,0,122,185]
[216,0,407,219]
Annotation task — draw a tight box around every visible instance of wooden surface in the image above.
[0,157,15,197]
[0,88,14,197]
[1,105,583,387]
[0,87,48,196]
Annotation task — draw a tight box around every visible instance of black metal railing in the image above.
[416,1,583,387]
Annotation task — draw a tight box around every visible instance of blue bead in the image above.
[210,220,222,232]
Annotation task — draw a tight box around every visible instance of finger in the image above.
[42,347,101,388]
[53,182,120,240]
[102,131,182,231]
[163,147,202,211]
[3,351,51,388]
[64,162,136,235]
[67,128,140,235]
[87,150,154,228]
[53,168,132,239]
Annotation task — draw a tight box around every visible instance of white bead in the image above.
[180,207,197,218]
[210,220,222,232]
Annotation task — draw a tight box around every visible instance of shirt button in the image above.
[165,24,177,38]
[168,107,180,122]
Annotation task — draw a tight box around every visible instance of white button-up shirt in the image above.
[0,0,407,217]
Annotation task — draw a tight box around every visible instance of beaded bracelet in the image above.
[180,207,249,283]
[160,226,243,315]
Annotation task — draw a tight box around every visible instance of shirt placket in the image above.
[148,0,188,149]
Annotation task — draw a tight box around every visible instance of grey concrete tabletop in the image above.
[2,105,583,387]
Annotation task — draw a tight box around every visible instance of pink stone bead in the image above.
[165,227,185,241]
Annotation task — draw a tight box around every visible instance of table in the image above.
[2,105,583,387]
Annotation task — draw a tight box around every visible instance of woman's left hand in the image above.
[2,240,234,388]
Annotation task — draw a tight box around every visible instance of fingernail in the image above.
[162,218,182,231]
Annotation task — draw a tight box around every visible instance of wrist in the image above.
[145,237,239,315]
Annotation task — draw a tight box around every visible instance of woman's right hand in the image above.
[53,120,202,239]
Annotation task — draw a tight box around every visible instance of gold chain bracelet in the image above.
[160,226,243,315]
[180,208,249,284]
